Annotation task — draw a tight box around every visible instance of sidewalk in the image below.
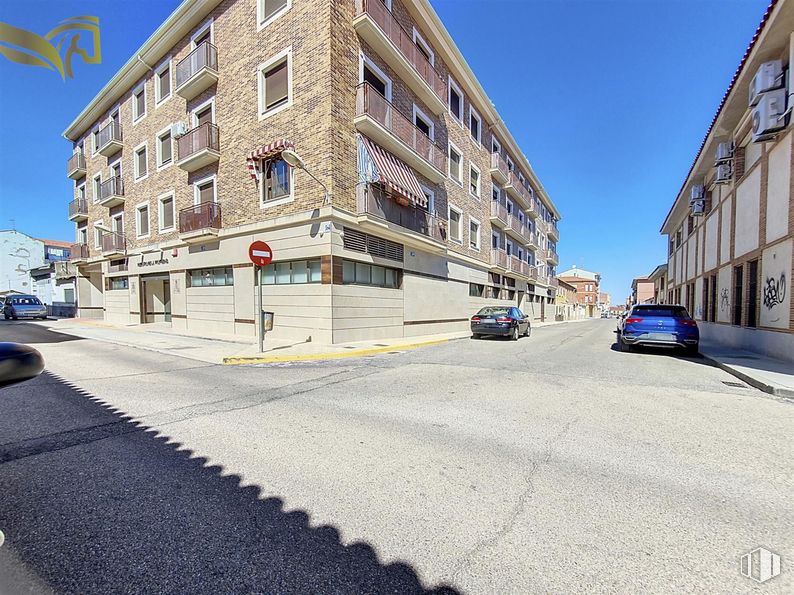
[699,343,794,399]
[44,316,588,365]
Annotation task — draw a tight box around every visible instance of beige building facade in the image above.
[660,0,793,361]
[64,0,561,343]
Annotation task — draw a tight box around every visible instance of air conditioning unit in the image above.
[752,88,788,142]
[689,184,705,204]
[749,60,784,106]
[715,163,732,183]
[715,141,734,163]
[171,121,188,138]
[691,199,705,216]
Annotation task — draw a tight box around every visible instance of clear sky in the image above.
[0,0,770,301]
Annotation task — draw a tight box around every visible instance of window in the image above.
[258,0,291,29]
[92,173,102,203]
[413,104,433,140]
[492,184,501,202]
[158,192,175,231]
[133,143,148,181]
[76,182,86,201]
[157,128,173,169]
[492,231,500,249]
[412,27,434,65]
[132,84,146,122]
[193,98,214,127]
[469,217,481,250]
[192,19,213,47]
[449,77,463,124]
[105,277,129,291]
[469,283,484,297]
[262,157,292,205]
[419,185,435,215]
[733,264,743,326]
[709,275,717,322]
[77,225,87,245]
[492,137,501,155]
[747,260,758,328]
[195,176,216,204]
[93,222,103,248]
[361,56,391,100]
[342,260,400,288]
[469,163,480,197]
[469,106,481,144]
[258,47,292,119]
[675,229,682,248]
[261,259,321,285]
[448,205,462,243]
[448,142,462,183]
[188,267,234,287]
[155,60,171,104]
[112,213,123,236]
[687,215,694,236]
[343,227,404,261]
[91,127,99,155]
[109,158,122,179]
[136,203,150,238]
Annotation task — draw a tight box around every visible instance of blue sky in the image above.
[0,0,769,300]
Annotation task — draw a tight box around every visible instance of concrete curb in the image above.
[700,353,794,400]
[222,338,450,365]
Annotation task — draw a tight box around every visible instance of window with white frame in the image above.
[194,176,216,204]
[448,142,462,184]
[258,47,292,119]
[448,205,462,243]
[469,163,481,197]
[192,19,213,47]
[258,0,291,29]
[77,225,88,245]
[132,84,146,122]
[109,158,121,180]
[133,143,148,180]
[492,231,500,249]
[360,55,391,100]
[261,157,292,205]
[155,60,171,105]
[469,106,481,144]
[449,78,463,124]
[158,192,175,231]
[93,222,103,248]
[92,173,102,203]
[469,217,481,250]
[419,184,435,215]
[506,156,514,172]
[492,137,501,155]
[91,127,100,155]
[413,104,433,140]
[492,184,501,202]
[412,27,434,65]
[76,181,86,202]
[136,203,150,238]
[156,128,173,169]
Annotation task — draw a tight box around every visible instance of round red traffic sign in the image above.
[249,240,273,267]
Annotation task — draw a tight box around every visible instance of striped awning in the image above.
[359,135,426,209]
[246,139,294,180]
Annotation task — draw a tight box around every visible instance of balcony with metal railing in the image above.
[176,123,220,172]
[96,122,122,157]
[101,231,126,256]
[68,198,88,222]
[355,82,446,182]
[357,186,447,244]
[175,41,218,100]
[98,176,124,207]
[509,255,529,278]
[179,202,222,242]
[547,219,560,240]
[489,153,509,184]
[489,201,507,228]
[504,170,533,210]
[353,0,446,114]
[489,248,509,271]
[67,152,86,179]
[527,266,538,281]
[507,214,532,244]
[69,243,89,262]
[547,248,559,265]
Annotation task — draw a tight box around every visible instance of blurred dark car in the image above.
[0,343,45,388]
[471,306,530,341]
[3,295,47,320]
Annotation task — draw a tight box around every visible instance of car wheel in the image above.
[3,314,8,320]
[472,333,481,340]
[684,344,699,356]
[510,326,519,341]
[523,325,530,337]
[12,316,18,321]
[619,338,632,352]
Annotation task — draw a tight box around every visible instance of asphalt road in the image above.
[0,319,791,594]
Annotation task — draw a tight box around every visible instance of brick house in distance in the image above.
[63,0,562,343]
[558,266,600,317]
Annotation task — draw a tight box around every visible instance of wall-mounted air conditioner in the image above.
[752,88,788,142]
[171,121,188,138]
[749,60,784,106]
[691,199,705,216]
[715,163,732,183]
[689,184,705,204]
[715,141,734,163]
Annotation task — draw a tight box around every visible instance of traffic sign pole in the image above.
[257,265,264,353]
[248,241,273,353]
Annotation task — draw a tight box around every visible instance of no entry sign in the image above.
[248,241,273,267]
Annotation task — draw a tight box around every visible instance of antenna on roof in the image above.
[9,218,16,231]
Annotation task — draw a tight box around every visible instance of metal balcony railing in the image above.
[68,198,88,219]
[354,0,446,105]
[527,266,538,281]
[96,122,122,151]
[179,201,222,233]
[508,214,531,243]
[356,83,446,173]
[177,122,220,161]
[101,231,126,253]
[490,200,507,224]
[67,152,86,175]
[490,152,509,179]
[99,176,124,201]
[490,249,508,269]
[69,243,88,260]
[357,186,447,243]
[509,255,528,277]
[176,41,218,89]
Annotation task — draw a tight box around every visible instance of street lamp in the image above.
[282,149,331,205]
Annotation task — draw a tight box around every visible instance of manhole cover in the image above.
[722,381,747,388]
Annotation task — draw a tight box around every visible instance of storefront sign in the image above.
[138,254,169,267]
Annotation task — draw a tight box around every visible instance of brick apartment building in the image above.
[63,0,561,343]
[660,0,793,361]
[557,266,600,317]
[646,264,667,304]
[629,277,654,306]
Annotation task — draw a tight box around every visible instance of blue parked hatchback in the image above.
[616,304,699,354]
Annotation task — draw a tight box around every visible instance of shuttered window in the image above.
[343,227,403,262]
[264,59,288,110]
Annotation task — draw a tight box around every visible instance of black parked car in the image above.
[3,295,48,320]
[471,306,531,341]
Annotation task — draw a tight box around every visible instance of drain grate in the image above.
[722,381,747,388]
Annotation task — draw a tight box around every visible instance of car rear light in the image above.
[679,319,698,327]
[495,317,512,323]
[625,317,643,324]
[471,316,481,322]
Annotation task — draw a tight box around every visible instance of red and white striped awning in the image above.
[360,136,426,209]
[246,139,294,180]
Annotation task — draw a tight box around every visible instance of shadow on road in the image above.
[0,372,460,594]
[0,321,84,344]
[609,339,705,363]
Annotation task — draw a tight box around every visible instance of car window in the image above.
[10,297,42,305]
[477,307,510,316]
[632,306,689,317]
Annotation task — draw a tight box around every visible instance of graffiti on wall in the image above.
[763,273,786,310]
[719,288,730,312]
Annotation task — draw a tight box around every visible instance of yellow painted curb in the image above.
[222,338,449,365]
